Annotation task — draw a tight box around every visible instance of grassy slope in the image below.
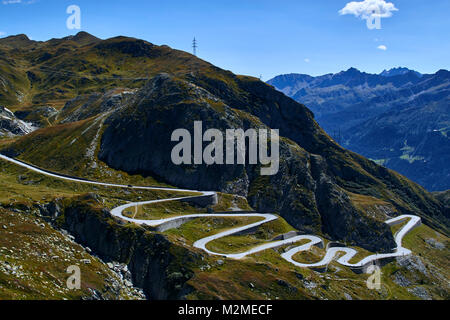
[183,223,449,300]
[1,114,175,187]
[0,207,144,300]
[1,153,449,300]
[0,157,194,210]
[123,193,252,220]
[0,34,231,111]
[157,196,449,300]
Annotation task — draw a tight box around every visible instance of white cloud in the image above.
[2,0,36,4]
[377,45,387,51]
[0,31,6,37]
[304,58,310,63]
[2,0,22,4]
[339,0,398,20]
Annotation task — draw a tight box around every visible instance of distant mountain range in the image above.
[268,68,450,192]
[380,67,422,78]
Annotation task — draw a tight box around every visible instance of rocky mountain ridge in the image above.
[268,68,450,191]
[1,32,448,253]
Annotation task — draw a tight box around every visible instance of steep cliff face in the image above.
[52,195,199,300]
[97,73,425,252]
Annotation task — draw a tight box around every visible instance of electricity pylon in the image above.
[192,37,198,56]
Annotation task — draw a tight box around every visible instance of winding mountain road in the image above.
[0,154,421,270]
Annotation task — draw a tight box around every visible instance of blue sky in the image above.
[1,0,449,79]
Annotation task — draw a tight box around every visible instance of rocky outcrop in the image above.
[48,195,199,300]
[59,90,133,124]
[0,106,35,136]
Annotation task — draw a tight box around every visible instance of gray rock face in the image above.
[98,73,397,252]
[425,238,445,250]
[408,286,432,300]
[59,89,134,124]
[100,74,256,194]
[396,255,428,276]
[393,272,412,287]
[343,292,353,300]
[58,197,199,300]
[0,106,35,136]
